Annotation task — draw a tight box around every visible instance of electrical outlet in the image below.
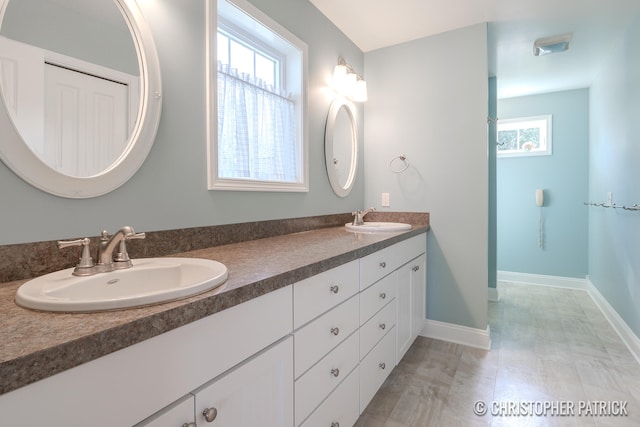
[381,192,390,207]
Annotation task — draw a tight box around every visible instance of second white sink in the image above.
[345,222,412,233]
[15,257,228,312]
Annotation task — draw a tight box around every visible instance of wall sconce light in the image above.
[533,33,572,56]
[332,57,367,102]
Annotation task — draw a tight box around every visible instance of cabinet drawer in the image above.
[195,337,293,427]
[300,365,359,427]
[397,233,427,261]
[294,260,359,329]
[359,234,426,290]
[359,326,396,413]
[359,245,400,290]
[294,295,359,379]
[360,272,396,325]
[295,331,359,426]
[360,299,396,360]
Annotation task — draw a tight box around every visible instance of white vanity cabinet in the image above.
[0,231,427,427]
[293,233,427,424]
[359,233,426,413]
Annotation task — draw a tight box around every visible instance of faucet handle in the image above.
[58,237,95,276]
[113,232,146,267]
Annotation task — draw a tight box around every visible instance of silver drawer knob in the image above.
[330,285,339,294]
[182,423,196,427]
[379,323,386,330]
[203,407,218,422]
[412,265,420,272]
[331,423,340,427]
[330,327,340,336]
[379,261,386,268]
[331,368,340,377]
[379,292,386,299]
[379,362,386,370]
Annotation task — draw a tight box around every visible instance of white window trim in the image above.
[497,114,552,158]
[206,0,309,192]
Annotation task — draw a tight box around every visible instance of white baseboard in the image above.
[488,286,499,302]
[586,278,640,365]
[497,270,587,290]
[419,319,491,350]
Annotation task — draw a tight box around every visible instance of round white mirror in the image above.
[325,96,358,197]
[0,0,161,198]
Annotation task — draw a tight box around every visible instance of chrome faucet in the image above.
[97,226,142,272]
[352,207,376,226]
[58,226,145,276]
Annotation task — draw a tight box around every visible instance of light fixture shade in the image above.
[332,64,352,96]
[333,64,347,82]
[331,59,367,102]
[533,34,572,56]
[351,79,368,102]
[343,72,357,97]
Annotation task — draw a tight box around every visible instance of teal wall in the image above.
[0,0,364,245]
[364,24,489,331]
[497,89,589,278]
[589,12,640,337]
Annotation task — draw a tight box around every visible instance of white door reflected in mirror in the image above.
[0,0,161,198]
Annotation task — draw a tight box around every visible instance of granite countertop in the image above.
[0,222,428,396]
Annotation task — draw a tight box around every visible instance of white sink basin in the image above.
[15,257,228,312]
[345,222,412,233]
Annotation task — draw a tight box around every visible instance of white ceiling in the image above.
[309,0,640,98]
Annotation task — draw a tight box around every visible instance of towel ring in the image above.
[390,154,409,173]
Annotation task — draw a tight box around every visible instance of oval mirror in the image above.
[0,0,161,198]
[325,96,357,197]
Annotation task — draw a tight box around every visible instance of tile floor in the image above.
[355,281,640,426]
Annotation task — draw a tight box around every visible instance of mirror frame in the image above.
[325,96,358,198]
[0,0,162,198]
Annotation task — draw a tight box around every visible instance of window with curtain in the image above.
[208,0,308,192]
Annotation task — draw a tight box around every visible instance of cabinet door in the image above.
[396,253,427,363]
[195,337,293,427]
[395,262,412,363]
[411,254,427,340]
[135,395,194,427]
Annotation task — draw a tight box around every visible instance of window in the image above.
[207,0,308,191]
[497,115,552,158]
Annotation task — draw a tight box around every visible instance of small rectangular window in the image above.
[207,0,308,192]
[497,115,552,158]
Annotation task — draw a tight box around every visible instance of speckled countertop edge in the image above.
[0,217,428,396]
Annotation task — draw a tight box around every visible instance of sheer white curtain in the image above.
[217,62,299,182]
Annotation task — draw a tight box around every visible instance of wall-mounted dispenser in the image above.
[536,188,544,207]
